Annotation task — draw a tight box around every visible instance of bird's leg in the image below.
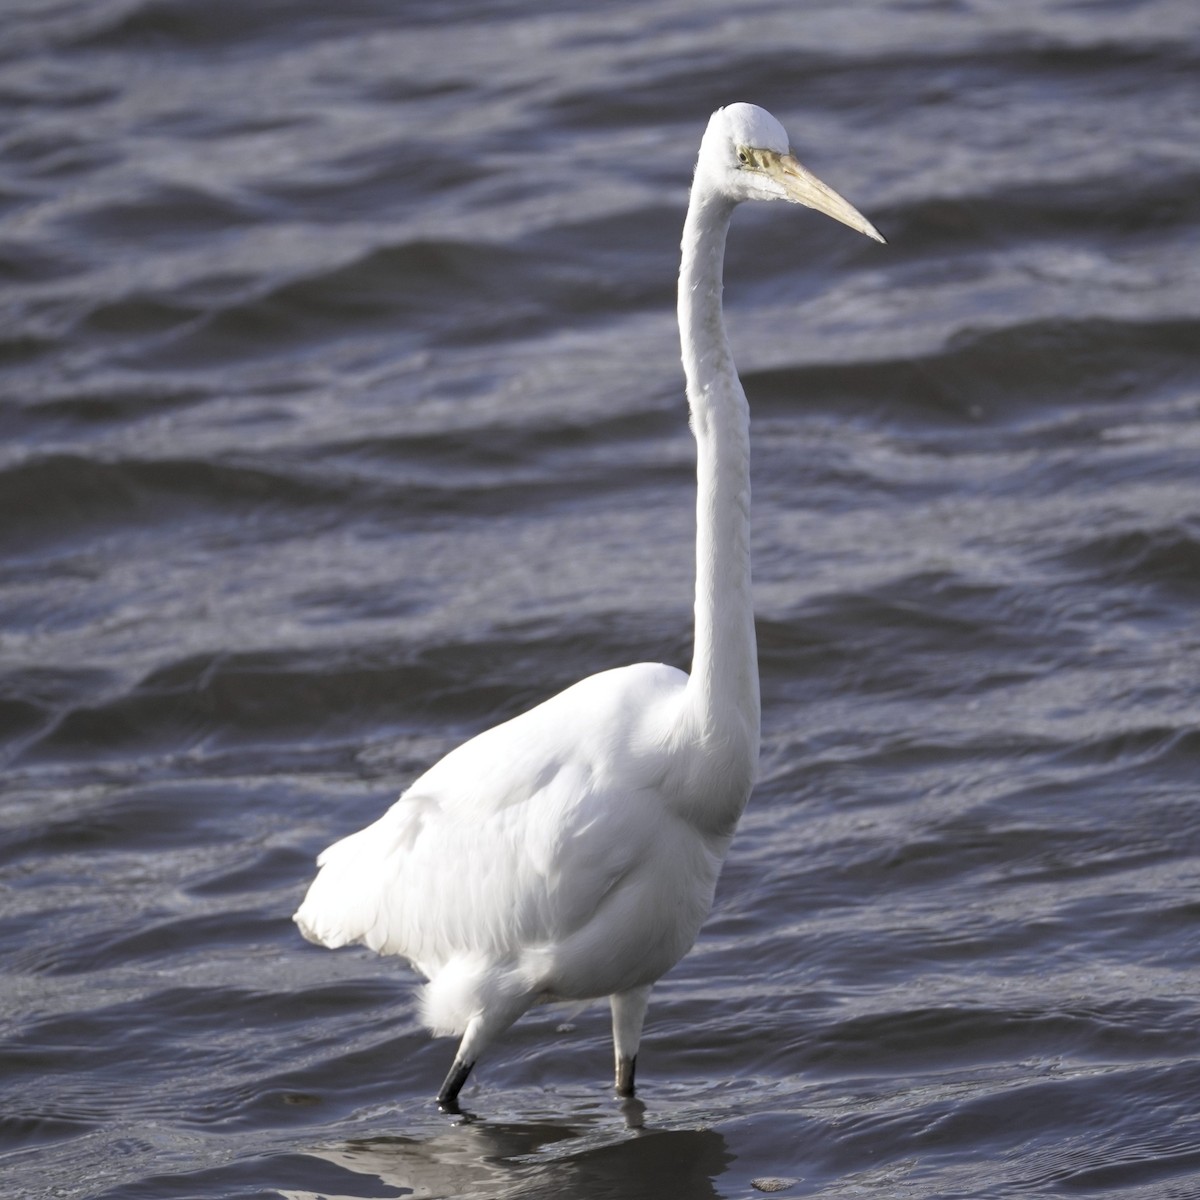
[610,985,652,1097]
[616,1052,636,1096]
[436,1058,475,1111]
[433,985,535,1110]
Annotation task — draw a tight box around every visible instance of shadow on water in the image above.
[282,1115,732,1200]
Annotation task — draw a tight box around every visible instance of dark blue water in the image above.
[3,1,1200,1197]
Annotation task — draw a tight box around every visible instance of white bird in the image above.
[294,102,883,1110]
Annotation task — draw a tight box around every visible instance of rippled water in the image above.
[3,1,1200,1197]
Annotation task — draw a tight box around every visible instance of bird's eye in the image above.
[737,149,750,165]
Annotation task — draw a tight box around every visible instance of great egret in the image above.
[294,102,883,1110]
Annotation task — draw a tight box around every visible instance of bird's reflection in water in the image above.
[285,1110,731,1200]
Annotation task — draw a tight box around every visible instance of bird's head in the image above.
[697,102,884,243]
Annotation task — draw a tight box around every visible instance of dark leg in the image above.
[436,1057,474,1111]
[615,1053,637,1097]
[431,981,535,1112]
[611,986,650,1097]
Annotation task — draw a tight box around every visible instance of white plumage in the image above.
[294,103,882,1109]
[298,665,721,1022]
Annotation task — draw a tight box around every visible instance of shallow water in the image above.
[3,1,1200,1197]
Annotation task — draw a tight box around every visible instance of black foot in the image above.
[437,1058,474,1111]
[615,1053,637,1097]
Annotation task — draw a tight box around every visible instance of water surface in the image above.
[3,1,1200,1196]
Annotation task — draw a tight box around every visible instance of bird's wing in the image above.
[294,661,689,973]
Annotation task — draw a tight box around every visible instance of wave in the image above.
[543,34,1200,131]
[0,453,342,554]
[886,167,1200,249]
[13,607,690,765]
[743,316,1200,422]
[1055,523,1200,596]
[67,182,266,248]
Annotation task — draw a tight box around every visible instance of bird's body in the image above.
[294,103,882,1109]
[298,661,735,1021]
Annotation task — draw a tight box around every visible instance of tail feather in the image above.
[293,824,390,951]
[294,793,433,953]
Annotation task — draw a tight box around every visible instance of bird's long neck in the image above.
[679,183,761,781]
